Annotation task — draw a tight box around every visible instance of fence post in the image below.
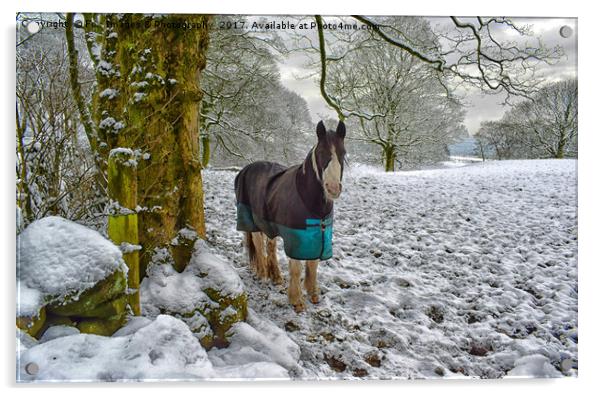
[107,149,140,316]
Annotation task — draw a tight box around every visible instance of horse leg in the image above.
[304,260,320,304]
[245,232,257,273]
[251,232,268,280]
[266,237,283,285]
[288,259,305,313]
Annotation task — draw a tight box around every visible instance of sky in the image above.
[275,16,578,135]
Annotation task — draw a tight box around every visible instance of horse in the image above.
[234,120,346,312]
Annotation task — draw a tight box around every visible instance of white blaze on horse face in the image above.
[311,145,319,177]
[323,146,342,200]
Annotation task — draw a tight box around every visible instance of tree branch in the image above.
[65,13,107,189]
[315,15,345,121]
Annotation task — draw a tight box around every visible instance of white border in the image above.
[3,1,599,395]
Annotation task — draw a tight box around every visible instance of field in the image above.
[201,159,578,379]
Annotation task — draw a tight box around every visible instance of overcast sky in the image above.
[275,16,578,135]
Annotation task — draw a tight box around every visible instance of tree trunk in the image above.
[65,14,107,192]
[71,14,211,278]
[16,106,32,224]
[384,146,396,172]
[494,144,502,160]
[201,134,211,168]
[555,128,567,159]
[113,14,210,276]
[477,141,486,161]
[554,148,565,159]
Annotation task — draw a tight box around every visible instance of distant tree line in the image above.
[474,79,577,160]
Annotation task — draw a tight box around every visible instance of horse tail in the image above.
[245,232,256,266]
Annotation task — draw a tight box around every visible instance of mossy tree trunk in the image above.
[69,14,211,279]
[107,150,140,315]
[201,134,211,168]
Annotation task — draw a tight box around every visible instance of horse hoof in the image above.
[258,272,269,282]
[272,277,284,286]
[310,295,320,304]
[293,303,305,313]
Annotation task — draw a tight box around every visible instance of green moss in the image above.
[73,294,128,318]
[48,270,126,317]
[107,212,140,316]
[202,288,248,349]
[106,122,141,315]
[201,135,210,168]
[153,284,247,349]
[16,306,46,338]
[170,233,197,273]
[108,214,138,246]
[77,313,127,336]
[108,152,137,207]
[122,251,141,315]
[199,334,215,350]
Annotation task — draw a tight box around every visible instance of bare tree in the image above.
[350,16,563,101]
[322,17,466,171]
[475,79,577,160]
[510,79,578,158]
[200,16,280,164]
[200,16,314,167]
[312,15,563,123]
[16,15,103,227]
[474,120,525,160]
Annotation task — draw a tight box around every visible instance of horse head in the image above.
[312,120,347,200]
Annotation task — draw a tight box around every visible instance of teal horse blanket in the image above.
[235,161,333,261]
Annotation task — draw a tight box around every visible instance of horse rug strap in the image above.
[235,161,333,261]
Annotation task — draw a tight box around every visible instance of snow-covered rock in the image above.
[506,354,563,378]
[39,325,80,343]
[141,239,247,348]
[208,308,302,376]
[17,314,290,382]
[18,315,213,382]
[17,216,127,317]
[16,216,129,337]
[17,329,38,354]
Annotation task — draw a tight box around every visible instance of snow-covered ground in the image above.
[17,159,577,381]
[202,159,578,379]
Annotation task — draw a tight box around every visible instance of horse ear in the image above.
[316,121,326,139]
[336,121,346,138]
